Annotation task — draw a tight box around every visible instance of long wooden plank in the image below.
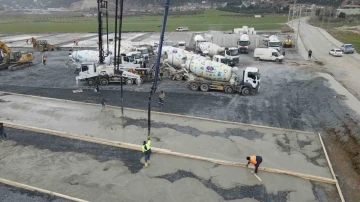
[2,122,336,184]
[0,177,89,202]
[0,91,315,135]
[318,133,345,202]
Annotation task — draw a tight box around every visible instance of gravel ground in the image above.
[0,128,340,202]
[0,182,71,202]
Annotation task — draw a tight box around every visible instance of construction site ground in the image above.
[1,29,360,201]
[0,127,339,202]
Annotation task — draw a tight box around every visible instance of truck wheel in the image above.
[175,74,183,81]
[275,58,279,62]
[255,57,259,61]
[242,87,251,96]
[189,82,199,91]
[99,78,109,86]
[200,83,209,92]
[224,86,234,94]
[87,78,95,86]
[135,78,143,85]
[126,78,133,85]
[39,46,44,52]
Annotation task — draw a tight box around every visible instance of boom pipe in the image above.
[147,0,171,137]
[118,0,125,116]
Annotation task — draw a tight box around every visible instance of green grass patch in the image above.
[0,10,287,33]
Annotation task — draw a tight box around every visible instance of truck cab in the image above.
[224,47,240,66]
[237,40,250,53]
[212,55,229,65]
[78,62,97,78]
[136,47,149,61]
[238,67,261,95]
[123,51,144,64]
[177,41,186,50]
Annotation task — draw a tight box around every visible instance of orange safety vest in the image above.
[249,155,257,165]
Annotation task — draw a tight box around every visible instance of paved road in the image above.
[289,18,360,99]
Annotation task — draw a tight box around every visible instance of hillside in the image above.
[0,0,230,10]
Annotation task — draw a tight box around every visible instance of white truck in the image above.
[254,48,284,62]
[75,62,143,86]
[177,41,186,50]
[237,34,250,54]
[267,35,282,51]
[161,46,260,95]
[194,35,239,66]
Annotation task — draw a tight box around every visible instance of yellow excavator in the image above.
[31,38,60,52]
[283,35,293,48]
[0,41,34,71]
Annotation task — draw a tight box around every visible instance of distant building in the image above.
[336,5,360,16]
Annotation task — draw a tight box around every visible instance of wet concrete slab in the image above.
[0,128,340,202]
[0,92,333,179]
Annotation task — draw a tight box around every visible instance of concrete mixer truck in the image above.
[237,34,250,54]
[193,35,239,66]
[161,46,261,95]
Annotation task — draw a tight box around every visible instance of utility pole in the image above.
[147,0,171,138]
[291,0,296,28]
[296,7,302,51]
[328,7,332,28]
[287,6,291,22]
[322,7,326,27]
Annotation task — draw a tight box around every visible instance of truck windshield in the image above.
[220,58,227,64]
[140,49,148,54]
[134,54,142,59]
[238,41,249,46]
[229,49,239,56]
[345,45,353,49]
[268,42,282,47]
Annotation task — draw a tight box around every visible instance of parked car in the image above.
[340,44,355,54]
[176,27,189,32]
[329,48,343,57]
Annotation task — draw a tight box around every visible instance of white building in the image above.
[336,5,360,16]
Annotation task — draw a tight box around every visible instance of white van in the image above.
[176,27,189,32]
[177,41,186,49]
[254,48,284,62]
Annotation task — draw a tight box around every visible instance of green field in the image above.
[0,10,287,33]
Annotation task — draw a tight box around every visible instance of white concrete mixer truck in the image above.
[193,35,239,66]
[161,46,261,95]
[237,34,250,54]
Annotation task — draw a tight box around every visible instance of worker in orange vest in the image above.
[246,155,263,174]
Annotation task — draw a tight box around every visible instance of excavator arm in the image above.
[0,41,11,57]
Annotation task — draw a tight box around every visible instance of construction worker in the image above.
[158,90,165,108]
[101,98,106,111]
[0,123,7,143]
[26,39,29,44]
[42,54,47,65]
[142,136,151,167]
[308,50,312,59]
[246,155,263,174]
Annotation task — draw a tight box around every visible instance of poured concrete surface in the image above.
[0,92,333,179]
[0,128,340,202]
